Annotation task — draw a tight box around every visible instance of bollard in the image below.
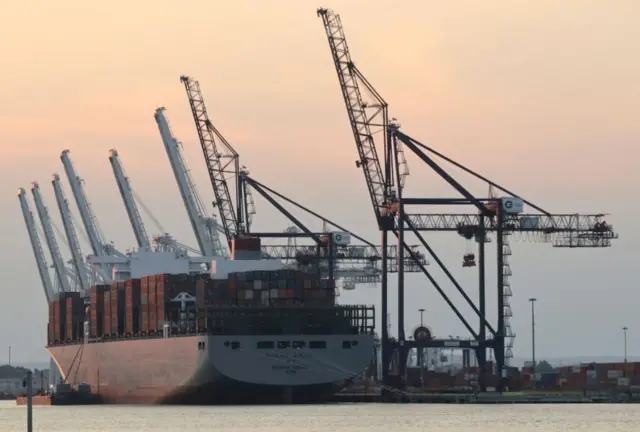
[26,370,33,432]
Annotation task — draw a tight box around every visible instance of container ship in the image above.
[46,239,376,404]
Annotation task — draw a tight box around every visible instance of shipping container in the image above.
[103,287,112,338]
[141,276,149,335]
[124,279,141,335]
[53,296,67,342]
[110,284,125,337]
[64,294,79,341]
[89,285,108,338]
[149,277,157,334]
[156,274,166,331]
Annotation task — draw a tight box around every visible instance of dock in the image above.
[332,389,640,404]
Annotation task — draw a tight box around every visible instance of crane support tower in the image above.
[317,7,618,392]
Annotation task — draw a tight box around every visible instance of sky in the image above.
[0,0,639,366]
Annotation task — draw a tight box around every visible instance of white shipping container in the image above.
[253,280,262,290]
[244,290,254,300]
[618,377,630,387]
[270,289,279,298]
[261,291,269,300]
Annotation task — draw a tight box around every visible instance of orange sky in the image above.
[1,0,639,363]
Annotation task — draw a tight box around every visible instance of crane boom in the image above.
[109,149,151,251]
[317,8,391,225]
[52,174,90,291]
[180,75,240,243]
[31,182,73,293]
[154,107,227,257]
[60,150,112,256]
[18,188,55,302]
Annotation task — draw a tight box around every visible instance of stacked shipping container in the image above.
[103,285,112,338]
[65,293,84,342]
[141,276,149,335]
[89,285,108,338]
[124,278,141,336]
[49,269,338,342]
[110,282,125,337]
[47,292,86,344]
[149,277,157,334]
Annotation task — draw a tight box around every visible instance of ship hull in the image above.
[47,333,374,404]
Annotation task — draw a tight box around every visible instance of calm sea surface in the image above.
[1,401,639,431]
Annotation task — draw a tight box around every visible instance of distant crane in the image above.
[318,7,618,391]
[109,149,152,251]
[154,107,228,258]
[51,174,91,291]
[18,188,55,302]
[31,182,73,293]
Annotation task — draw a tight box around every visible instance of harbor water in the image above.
[1,401,639,431]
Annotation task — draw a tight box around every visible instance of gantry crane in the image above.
[317,7,413,383]
[18,188,55,302]
[154,107,228,258]
[318,7,618,391]
[52,174,91,291]
[180,76,249,244]
[179,75,425,287]
[31,182,73,294]
[60,150,121,281]
[109,149,152,251]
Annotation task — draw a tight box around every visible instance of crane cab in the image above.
[462,253,476,267]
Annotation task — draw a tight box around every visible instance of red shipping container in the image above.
[148,278,157,334]
[54,296,67,342]
[103,288,112,337]
[110,286,125,337]
[90,285,107,337]
[155,274,165,331]
[140,276,149,334]
[125,279,141,335]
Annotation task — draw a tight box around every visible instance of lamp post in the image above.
[623,326,628,363]
[529,298,537,375]
[418,308,425,326]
